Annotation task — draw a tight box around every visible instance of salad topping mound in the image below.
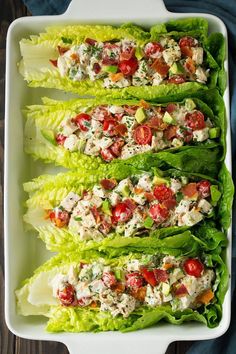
[46,174,218,240]
[55,100,219,162]
[50,255,215,317]
[51,36,209,88]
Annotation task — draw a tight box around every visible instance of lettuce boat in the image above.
[19,18,225,98]
[23,163,233,253]
[15,231,228,332]
[24,90,225,168]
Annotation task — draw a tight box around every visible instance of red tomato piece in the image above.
[151,58,169,76]
[153,184,174,202]
[110,138,125,157]
[180,129,193,143]
[77,297,91,307]
[58,284,75,306]
[144,192,155,202]
[164,125,178,140]
[114,123,128,136]
[57,46,69,55]
[153,269,168,283]
[197,180,211,198]
[49,59,58,67]
[149,203,169,222]
[185,111,205,130]
[181,183,198,198]
[144,42,163,58]
[168,75,186,84]
[183,258,204,278]
[175,284,188,297]
[112,202,132,223]
[85,38,97,46]
[100,178,117,190]
[103,119,118,136]
[134,125,152,145]
[91,106,110,122]
[72,113,91,131]
[100,148,115,162]
[162,198,177,210]
[56,133,67,145]
[102,272,117,287]
[118,57,139,76]
[50,210,70,228]
[93,63,101,74]
[140,268,157,286]
[179,37,197,55]
[166,103,177,114]
[126,272,144,289]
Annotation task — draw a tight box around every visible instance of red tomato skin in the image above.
[126,272,144,289]
[144,42,163,57]
[153,184,174,202]
[149,203,169,222]
[185,111,205,130]
[153,269,168,283]
[134,125,152,145]
[58,284,75,306]
[100,178,117,190]
[102,272,117,287]
[118,57,139,76]
[50,210,70,227]
[140,268,157,286]
[112,202,132,223]
[100,148,115,162]
[183,258,204,278]
[93,63,101,74]
[50,59,58,67]
[72,113,91,131]
[56,134,67,145]
[90,206,101,223]
[197,180,211,198]
[103,119,117,136]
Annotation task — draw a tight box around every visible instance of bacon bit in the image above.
[164,125,178,140]
[163,263,173,270]
[185,57,196,74]
[112,282,125,294]
[85,38,97,46]
[134,187,144,194]
[90,301,98,308]
[109,72,124,82]
[99,220,112,235]
[123,198,137,212]
[55,218,67,228]
[153,269,168,283]
[181,183,198,198]
[144,192,155,202]
[114,124,128,136]
[124,105,139,115]
[44,210,53,220]
[139,99,150,109]
[131,286,147,301]
[57,46,69,55]
[49,59,58,67]
[175,284,188,297]
[147,117,167,131]
[166,103,177,114]
[151,58,170,76]
[100,178,117,190]
[181,46,193,57]
[90,206,101,223]
[120,47,135,61]
[70,53,80,62]
[196,289,214,305]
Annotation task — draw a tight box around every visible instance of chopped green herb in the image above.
[74,216,82,221]
[61,37,73,44]
[176,192,184,203]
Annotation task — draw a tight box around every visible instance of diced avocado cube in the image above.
[162,283,170,296]
[135,47,144,60]
[101,200,112,216]
[163,111,174,124]
[102,65,118,74]
[209,127,221,139]
[41,129,56,145]
[135,107,146,123]
[184,98,196,111]
[153,175,169,186]
[143,216,154,228]
[121,185,130,197]
[169,62,184,75]
[114,269,123,280]
[210,185,221,204]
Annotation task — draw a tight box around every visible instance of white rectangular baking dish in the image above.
[4,0,232,353]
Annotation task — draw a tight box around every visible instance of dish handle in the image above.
[63,0,169,18]
[65,338,170,354]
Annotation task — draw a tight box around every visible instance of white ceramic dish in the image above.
[4,0,232,353]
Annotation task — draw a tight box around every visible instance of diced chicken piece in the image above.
[193,127,209,142]
[162,41,181,66]
[104,77,131,88]
[152,72,164,86]
[109,190,121,206]
[59,192,80,212]
[71,65,87,81]
[84,138,100,156]
[195,67,208,83]
[90,119,103,135]
[170,179,182,193]
[137,174,152,192]
[124,210,144,237]
[196,270,215,294]
[116,293,136,317]
[121,38,136,52]
[127,259,140,272]
[121,115,136,131]
[178,295,192,310]
[175,200,192,214]
[115,178,133,195]
[145,285,162,307]
[90,195,103,208]
[180,209,204,226]
[109,105,125,115]
[89,279,106,293]
[192,47,204,65]
[132,60,150,86]
[169,268,185,285]
[77,43,91,65]
[61,118,78,136]
[132,192,146,205]
[120,144,152,159]
[198,199,213,215]
[96,137,113,149]
[50,273,69,297]
[171,138,184,148]
[75,282,91,299]
[80,212,97,228]
[93,185,108,199]
[91,263,104,279]
[64,134,79,151]
[181,275,198,296]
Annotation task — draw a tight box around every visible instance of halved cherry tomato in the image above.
[144,42,163,58]
[175,284,188,297]
[162,198,177,210]
[151,58,169,76]
[140,268,157,286]
[166,103,177,114]
[85,38,97,46]
[179,36,196,48]
[49,59,58,67]
[103,119,117,136]
[118,57,138,76]
[153,184,173,202]
[110,139,125,156]
[58,284,75,306]
[100,148,115,162]
[100,178,117,190]
[149,203,169,222]
[164,125,178,140]
[126,272,144,289]
[102,272,117,287]
[185,111,205,130]
[183,258,204,278]
[72,113,91,131]
[56,133,67,145]
[153,269,168,283]
[197,180,211,198]
[112,202,132,223]
[181,183,198,198]
[168,75,186,84]
[134,125,152,145]
[114,124,127,136]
